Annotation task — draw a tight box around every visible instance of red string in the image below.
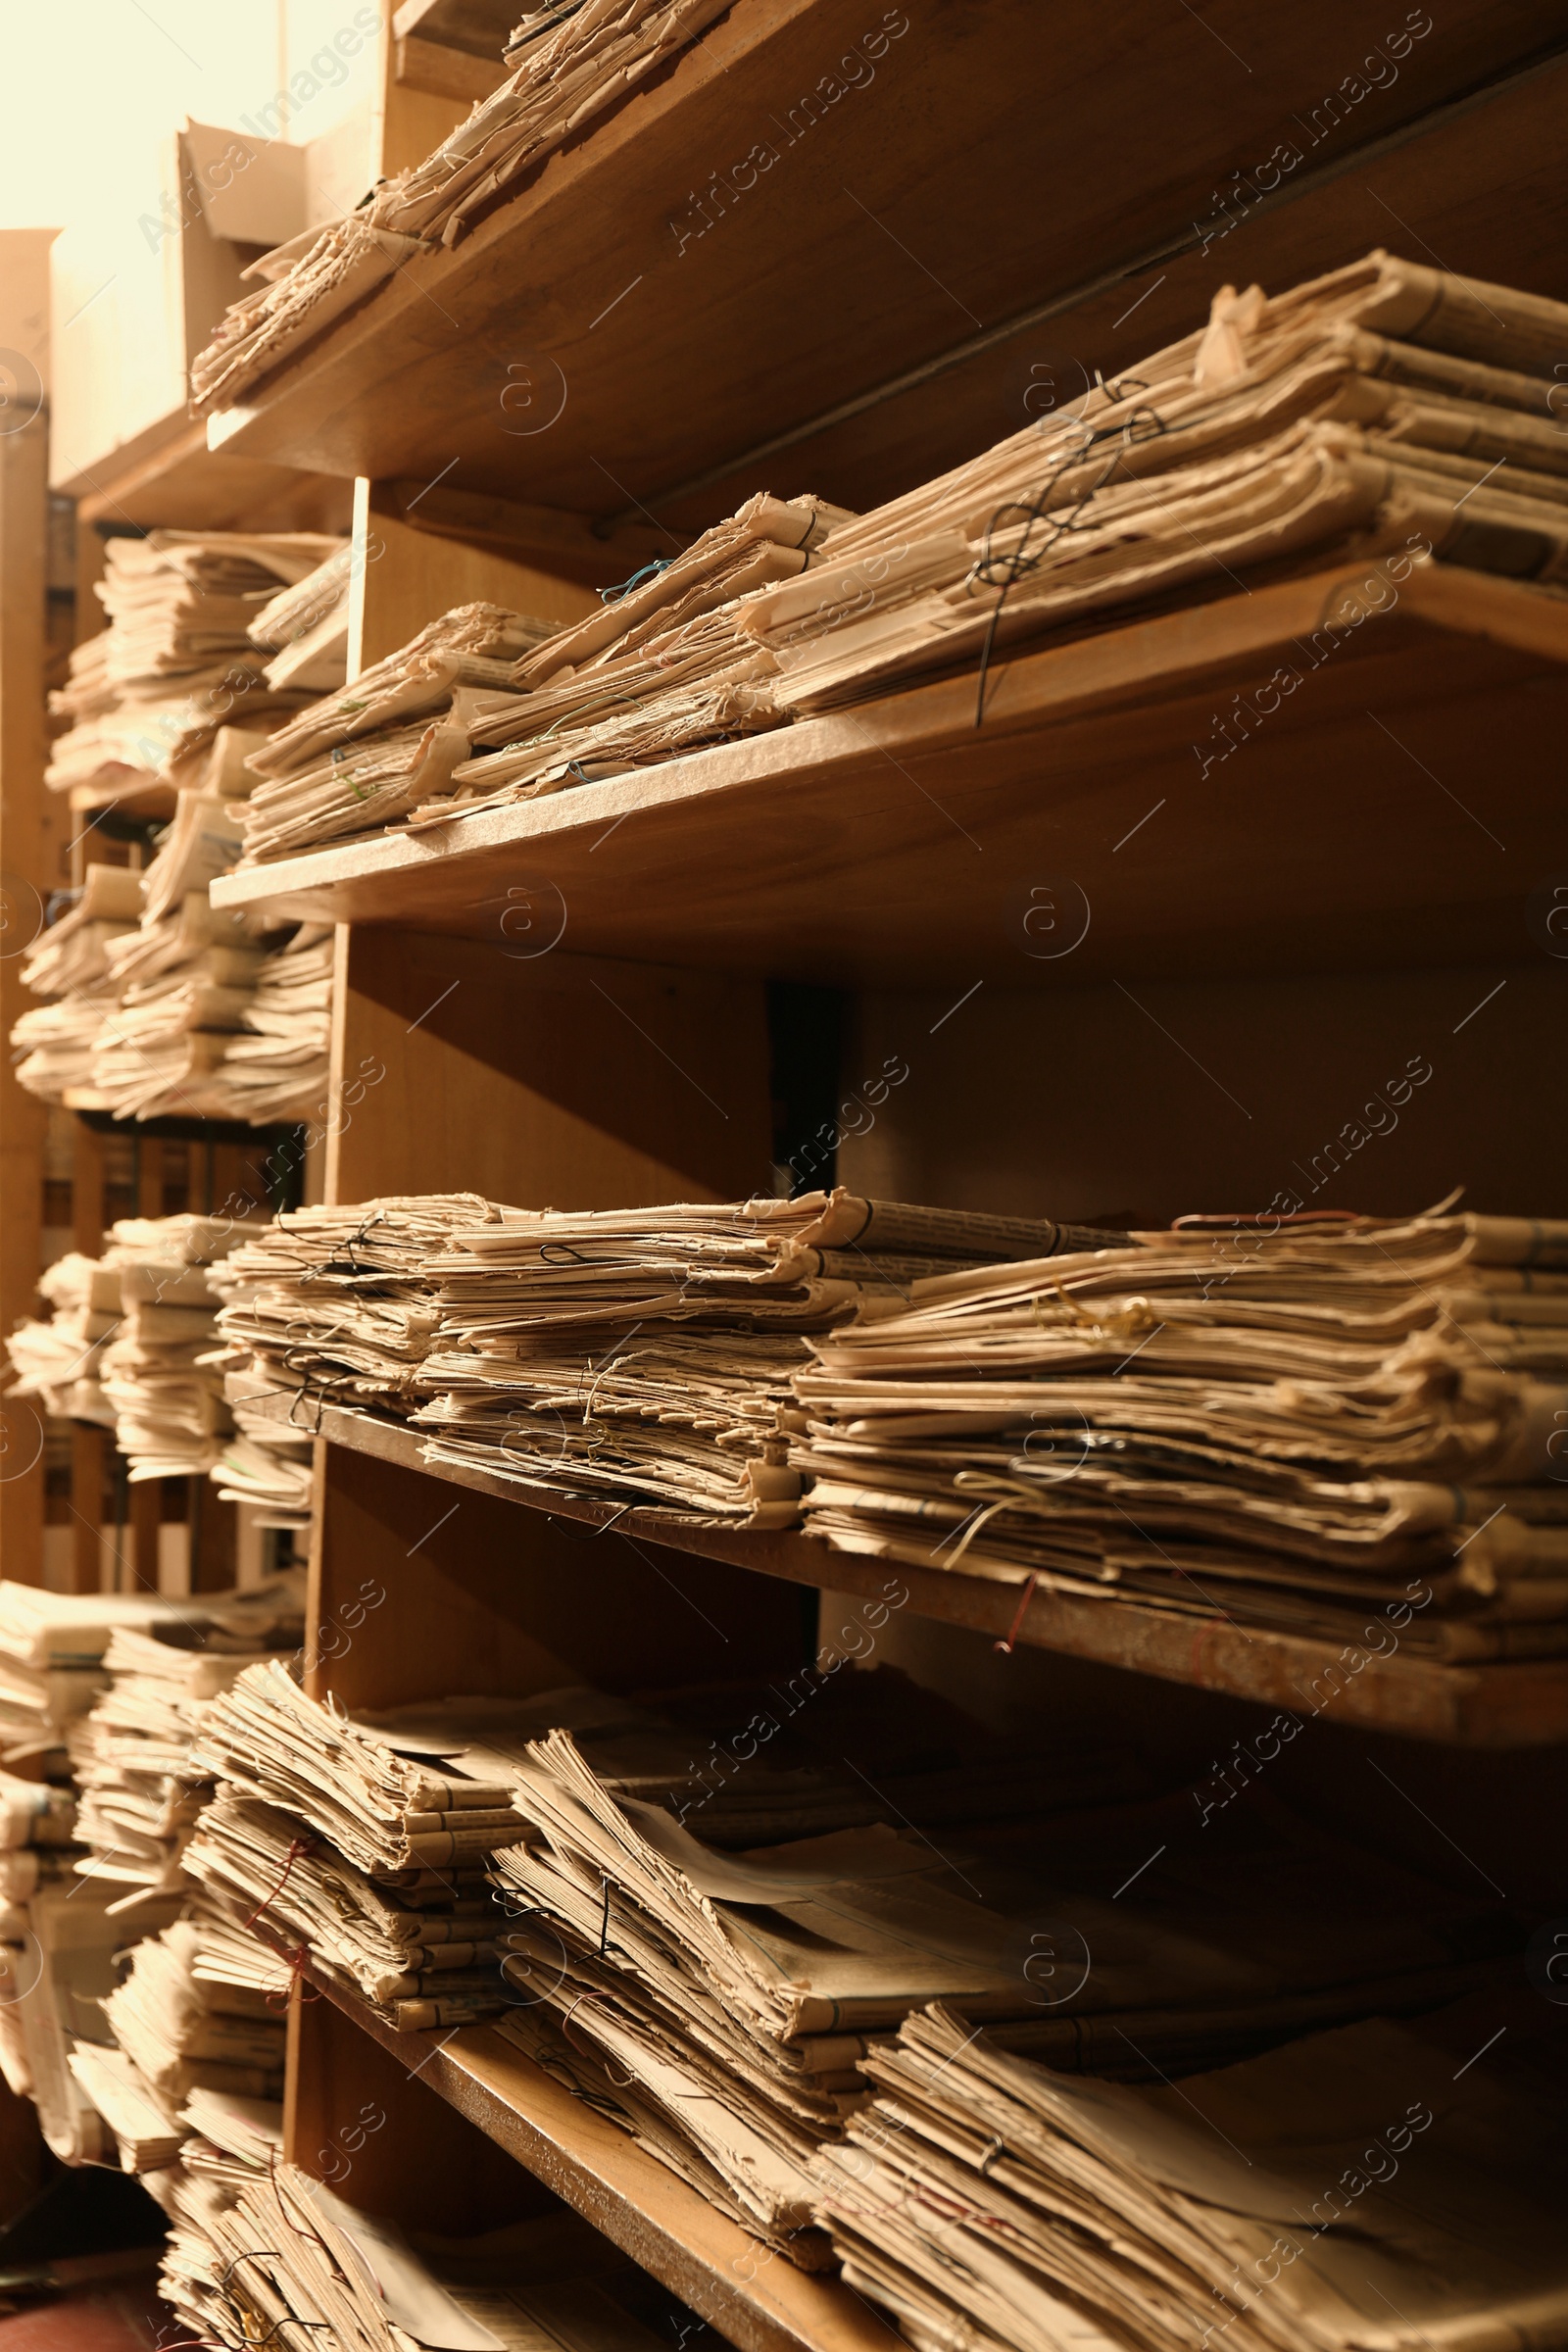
[993,1573,1039,1654]
[243,1835,318,1935]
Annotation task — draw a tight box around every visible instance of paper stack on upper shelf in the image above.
[190,0,735,411]
[234,603,555,862]
[740,251,1568,716]
[45,531,342,805]
[794,1206,1568,1660]
[425,493,854,822]
[815,1998,1567,2352]
[186,1660,532,2029]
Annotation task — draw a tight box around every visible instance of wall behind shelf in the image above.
[839,956,1567,1228]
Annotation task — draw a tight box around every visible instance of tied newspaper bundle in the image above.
[70,1912,291,2178]
[66,1575,307,1919]
[413,1192,1125,1525]
[480,1682,1513,2268]
[235,604,555,861]
[44,531,342,805]
[191,0,736,411]
[428,492,854,821]
[186,1661,531,2028]
[737,252,1568,716]
[163,2150,673,2352]
[210,1193,504,1417]
[814,1999,1568,2352]
[794,1207,1568,1659]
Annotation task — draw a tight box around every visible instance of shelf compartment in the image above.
[199,5,1568,527]
[212,564,1568,986]
[252,1392,1568,1744]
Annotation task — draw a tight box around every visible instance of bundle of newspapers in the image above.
[10,863,145,1101]
[424,492,853,822]
[0,1585,253,2163]
[186,1660,532,2028]
[794,1207,1568,1659]
[70,1910,290,2177]
[12,854,331,1125]
[234,602,554,860]
[4,1211,316,1538]
[66,1575,307,1919]
[210,1190,1121,1525]
[481,1682,1513,2268]
[161,2148,671,2352]
[815,1997,1567,2352]
[7,1212,253,1483]
[737,251,1568,716]
[45,531,341,804]
[190,0,736,410]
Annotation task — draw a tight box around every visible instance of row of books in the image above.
[16,531,353,1124]
[4,1210,311,1522]
[213,1190,1568,1659]
[199,249,1568,870]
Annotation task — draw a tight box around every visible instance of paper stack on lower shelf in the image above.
[477,1681,1514,2268]
[186,1661,532,2029]
[162,2154,674,2352]
[815,1996,1565,2352]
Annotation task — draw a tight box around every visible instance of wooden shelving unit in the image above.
[23,4,1559,2337]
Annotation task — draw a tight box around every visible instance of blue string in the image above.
[599,558,673,606]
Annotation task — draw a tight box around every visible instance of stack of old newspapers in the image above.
[161,2148,671,2352]
[71,1913,290,2178]
[234,603,554,861]
[186,1660,531,2028]
[815,1999,1568,2352]
[190,0,736,410]
[794,1206,1568,1659]
[45,531,340,805]
[11,863,145,1102]
[67,1574,306,1920]
[210,1190,1119,1526]
[482,1682,1514,2267]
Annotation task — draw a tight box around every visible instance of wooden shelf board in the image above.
[69,417,353,537]
[212,564,1568,985]
[201,7,1568,528]
[267,1933,892,2352]
[256,1391,1568,1744]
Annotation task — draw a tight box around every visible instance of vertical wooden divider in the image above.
[290,489,798,2178]
[0,396,57,1585]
